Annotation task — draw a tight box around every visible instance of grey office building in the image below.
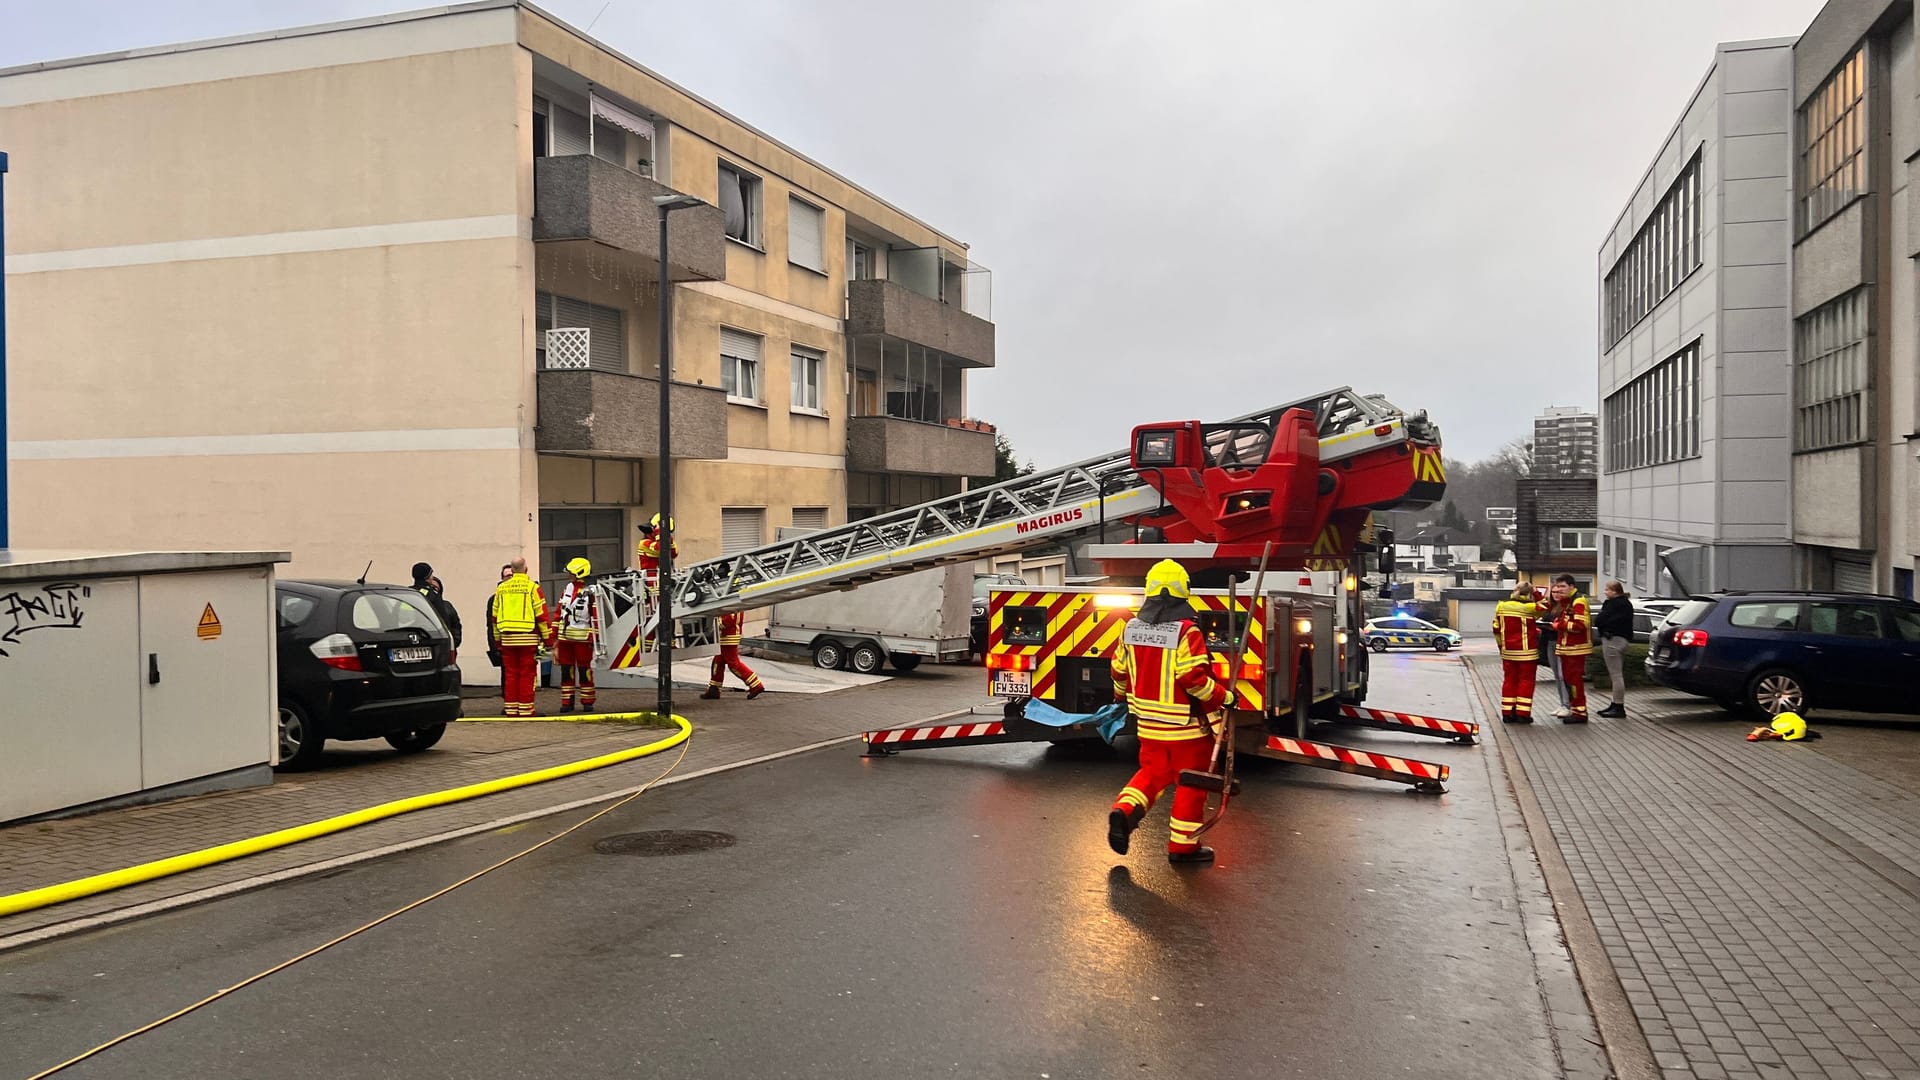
[1597,38,1798,597]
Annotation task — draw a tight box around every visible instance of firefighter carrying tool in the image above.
[1107,559,1233,865]
[554,558,601,713]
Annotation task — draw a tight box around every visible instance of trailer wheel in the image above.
[888,653,923,672]
[813,640,848,670]
[850,642,886,675]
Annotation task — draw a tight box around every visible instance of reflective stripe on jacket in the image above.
[1493,599,1540,661]
[718,610,744,647]
[1110,617,1227,741]
[491,574,550,647]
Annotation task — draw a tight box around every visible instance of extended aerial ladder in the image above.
[594,387,1435,668]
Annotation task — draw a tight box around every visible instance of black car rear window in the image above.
[351,591,443,634]
[1727,601,1802,631]
[1669,599,1716,627]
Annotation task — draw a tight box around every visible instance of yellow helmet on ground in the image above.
[567,557,592,579]
[1144,559,1191,599]
[1771,712,1808,741]
[650,513,675,531]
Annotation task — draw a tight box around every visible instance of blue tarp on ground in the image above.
[1019,699,1129,745]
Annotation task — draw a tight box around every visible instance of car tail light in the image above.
[310,632,363,671]
[1674,628,1709,648]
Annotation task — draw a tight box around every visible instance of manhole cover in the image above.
[594,830,736,857]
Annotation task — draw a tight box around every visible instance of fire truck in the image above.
[593,386,1477,792]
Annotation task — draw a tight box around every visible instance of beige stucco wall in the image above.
[1,26,535,611]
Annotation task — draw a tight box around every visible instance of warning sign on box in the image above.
[197,603,222,641]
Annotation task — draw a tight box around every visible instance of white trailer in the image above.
[764,564,973,674]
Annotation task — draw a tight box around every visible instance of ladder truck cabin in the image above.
[589,388,1477,790]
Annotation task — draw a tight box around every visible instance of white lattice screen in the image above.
[545,327,592,370]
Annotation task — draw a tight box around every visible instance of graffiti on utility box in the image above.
[0,583,90,658]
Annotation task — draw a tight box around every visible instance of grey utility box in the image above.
[0,550,289,822]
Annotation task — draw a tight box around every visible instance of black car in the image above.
[1645,591,1920,717]
[276,580,463,770]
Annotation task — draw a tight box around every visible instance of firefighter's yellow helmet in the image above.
[1144,559,1191,600]
[1771,711,1808,741]
[650,513,675,531]
[567,557,592,579]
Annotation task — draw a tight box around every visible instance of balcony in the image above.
[537,361,728,461]
[533,155,726,282]
[846,416,996,477]
[845,279,995,368]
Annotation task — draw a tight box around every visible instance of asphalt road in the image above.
[2,649,1577,1080]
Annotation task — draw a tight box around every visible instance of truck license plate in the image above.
[990,670,1031,698]
[389,646,434,663]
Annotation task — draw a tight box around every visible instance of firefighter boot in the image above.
[700,687,721,700]
[747,684,764,700]
[1168,846,1216,865]
[1107,806,1144,855]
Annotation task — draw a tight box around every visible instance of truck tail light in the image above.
[986,652,1032,672]
[1674,629,1709,648]
[310,632,362,671]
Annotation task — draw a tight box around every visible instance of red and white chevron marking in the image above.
[1336,704,1479,738]
[864,721,1006,746]
[1266,736,1449,781]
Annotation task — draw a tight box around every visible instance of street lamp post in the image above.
[651,193,705,720]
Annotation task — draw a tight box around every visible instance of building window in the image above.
[1603,152,1702,349]
[790,345,825,413]
[539,508,625,607]
[535,291,625,373]
[718,162,761,247]
[792,507,828,533]
[1800,47,1866,236]
[720,328,763,405]
[1633,541,1650,591]
[788,197,826,274]
[1605,341,1701,472]
[1795,287,1870,450]
[721,507,767,555]
[849,239,877,281]
[1557,529,1598,552]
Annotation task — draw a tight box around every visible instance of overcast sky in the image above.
[4,0,1825,468]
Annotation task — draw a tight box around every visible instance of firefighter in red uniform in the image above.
[1546,574,1593,723]
[554,557,600,713]
[1493,582,1542,723]
[1106,559,1232,866]
[636,514,678,595]
[489,557,552,718]
[701,610,765,700]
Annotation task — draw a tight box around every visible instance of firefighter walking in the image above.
[1493,582,1541,723]
[1106,559,1233,866]
[489,557,552,718]
[1545,574,1593,723]
[702,610,765,700]
[554,557,600,713]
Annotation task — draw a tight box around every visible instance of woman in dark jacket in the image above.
[1594,581,1634,717]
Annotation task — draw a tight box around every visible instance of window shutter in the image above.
[788,198,825,272]
[791,507,827,533]
[1833,557,1873,594]
[553,296,625,373]
[721,508,766,555]
[552,105,590,156]
[720,328,762,363]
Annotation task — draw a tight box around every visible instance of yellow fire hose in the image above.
[0,714,690,920]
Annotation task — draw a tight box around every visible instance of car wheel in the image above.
[888,653,923,672]
[276,701,325,772]
[850,642,886,675]
[386,724,447,754]
[813,640,847,670]
[1368,638,1388,653]
[1432,639,1452,652]
[1747,669,1807,717]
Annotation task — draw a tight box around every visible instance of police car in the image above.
[1361,615,1463,653]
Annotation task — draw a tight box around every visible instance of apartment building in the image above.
[1596,39,1798,597]
[1531,406,1598,479]
[0,2,996,624]
[1789,0,1918,598]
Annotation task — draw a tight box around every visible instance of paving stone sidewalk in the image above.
[1468,657,1920,1080]
[0,667,993,943]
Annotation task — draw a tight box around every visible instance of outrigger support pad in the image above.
[1260,735,1449,794]
[1177,768,1243,796]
